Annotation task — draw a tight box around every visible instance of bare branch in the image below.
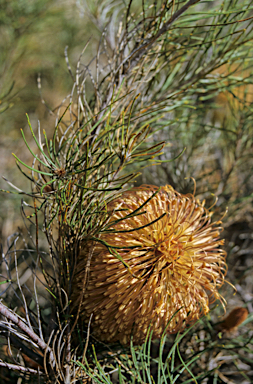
[0,301,55,367]
[0,359,43,375]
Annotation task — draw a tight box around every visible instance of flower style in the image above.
[73,185,227,344]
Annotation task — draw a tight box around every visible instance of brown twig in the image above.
[0,301,55,368]
[0,359,43,375]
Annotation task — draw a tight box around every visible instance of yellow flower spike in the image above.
[72,184,228,344]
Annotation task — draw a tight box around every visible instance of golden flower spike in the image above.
[73,185,228,344]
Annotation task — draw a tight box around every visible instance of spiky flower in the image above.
[73,185,227,345]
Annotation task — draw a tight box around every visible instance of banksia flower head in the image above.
[73,185,227,345]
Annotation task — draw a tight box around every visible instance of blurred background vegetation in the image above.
[0,0,103,242]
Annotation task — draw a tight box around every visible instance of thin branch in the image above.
[8,334,44,369]
[128,0,201,69]
[94,0,201,139]
[0,359,43,375]
[0,301,55,367]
